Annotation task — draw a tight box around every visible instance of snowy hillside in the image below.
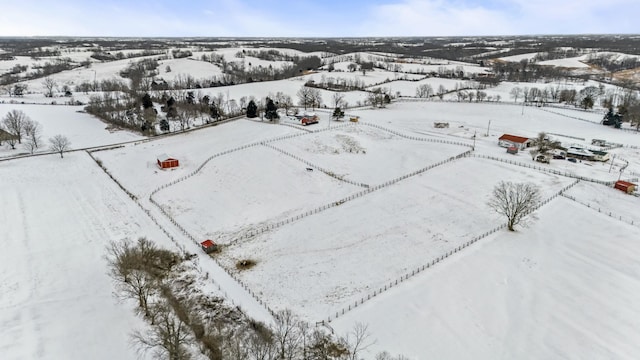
[2,38,640,359]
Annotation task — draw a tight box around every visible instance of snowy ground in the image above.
[0,104,142,158]
[330,196,640,359]
[3,45,640,359]
[0,153,172,360]
[215,157,574,320]
[93,102,639,357]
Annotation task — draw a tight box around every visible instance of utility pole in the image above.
[609,154,616,173]
[486,120,491,137]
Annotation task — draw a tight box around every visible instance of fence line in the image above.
[470,153,638,186]
[324,178,581,323]
[560,193,639,228]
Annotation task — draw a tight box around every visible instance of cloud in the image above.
[0,0,637,37]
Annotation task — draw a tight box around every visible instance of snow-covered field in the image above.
[219,157,575,320]
[3,43,640,359]
[0,153,174,360]
[330,196,640,359]
[0,104,142,158]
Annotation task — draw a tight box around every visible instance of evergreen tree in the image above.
[246,100,258,118]
[159,119,170,132]
[141,93,153,109]
[210,104,219,120]
[265,98,279,121]
[332,107,345,120]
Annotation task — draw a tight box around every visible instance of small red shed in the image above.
[157,154,179,169]
[200,239,218,253]
[614,180,637,194]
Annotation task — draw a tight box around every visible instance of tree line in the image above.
[106,237,409,359]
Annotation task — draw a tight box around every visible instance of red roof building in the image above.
[614,181,636,194]
[157,154,179,169]
[498,134,532,150]
[200,239,218,253]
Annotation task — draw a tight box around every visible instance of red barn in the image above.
[157,154,179,169]
[614,180,636,194]
[498,134,532,150]
[200,239,218,253]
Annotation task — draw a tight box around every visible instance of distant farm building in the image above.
[498,134,532,150]
[591,150,610,162]
[566,147,595,161]
[614,181,636,194]
[200,239,218,253]
[157,154,179,169]
[433,122,449,128]
[0,129,18,145]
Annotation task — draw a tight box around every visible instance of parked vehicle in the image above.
[535,154,550,164]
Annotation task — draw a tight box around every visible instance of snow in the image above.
[538,57,590,68]
[330,197,640,359]
[3,43,640,359]
[156,58,223,81]
[0,153,172,360]
[0,104,142,158]
[499,52,540,62]
[219,157,574,320]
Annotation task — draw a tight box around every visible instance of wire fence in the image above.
[324,178,581,323]
[471,153,638,186]
[560,193,639,228]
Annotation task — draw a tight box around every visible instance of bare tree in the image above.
[347,323,374,360]
[43,76,58,97]
[2,109,29,143]
[309,88,322,110]
[49,134,71,158]
[488,181,541,231]
[531,132,562,156]
[297,86,313,110]
[510,87,522,103]
[275,93,293,116]
[273,309,301,360]
[332,92,345,108]
[23,119,42,154]
[106,238,180,321]
[106,239,157,318]
[416,84,434,98]
[133,301,192,360]
[437,84,446,100]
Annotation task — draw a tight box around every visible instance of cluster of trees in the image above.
[90,49,165,61]
[171,49,193,59]
[586,53,640,73]
[297,85,323,110]
[492,60,571,83]
[1,58,77,85]
[367,88,391,108]
[305,75,367,92]
[508,84,606,109]
[106,237,406,360]
[1,110,42,153]
[0,109,70,156]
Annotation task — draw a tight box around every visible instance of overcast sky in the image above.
[0,0,638,37]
